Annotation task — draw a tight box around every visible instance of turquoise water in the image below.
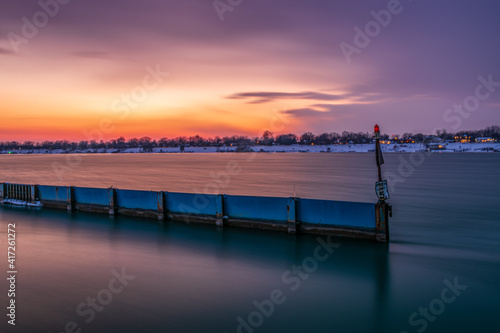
[0,153,499,332]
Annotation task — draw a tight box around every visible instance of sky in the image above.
[1,0,500,141]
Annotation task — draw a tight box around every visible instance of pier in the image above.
[0,182,390,242]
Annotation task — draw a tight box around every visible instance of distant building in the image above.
[399,137,415,144]
[475,137,495,143]
[454,134,471,143]
[426,143,447,150]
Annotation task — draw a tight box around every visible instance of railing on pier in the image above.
[1,183,38,203]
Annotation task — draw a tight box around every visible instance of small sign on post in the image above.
[375,180,390,201]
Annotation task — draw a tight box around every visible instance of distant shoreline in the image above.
[1,143,499,154]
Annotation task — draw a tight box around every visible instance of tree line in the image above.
[1,126,499,150]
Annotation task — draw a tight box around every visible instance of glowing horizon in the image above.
[1,0,499,141]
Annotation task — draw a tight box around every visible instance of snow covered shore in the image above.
[1,143,499,154]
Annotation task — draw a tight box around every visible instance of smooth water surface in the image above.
[0,153,499,332]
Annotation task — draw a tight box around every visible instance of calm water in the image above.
[1,153,499,333]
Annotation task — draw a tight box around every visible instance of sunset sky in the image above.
[1,0,500,141]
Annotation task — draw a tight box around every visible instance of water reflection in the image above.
[1,153,499,332]
[0,205,396,333]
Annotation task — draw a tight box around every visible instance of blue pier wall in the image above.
[0,182,382,240]
[116,189,158,210]
[38,185,69,203]
[296,198,375,229]
[223,195,290,222]
[74,187,108,206]
[166,192,219,216]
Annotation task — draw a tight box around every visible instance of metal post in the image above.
[374,124,391,242]
[287,197,297,234]
[67,186,74,211]
[216,194,225,227]
[375,203,389,242]
[157,191,166,221]
[108,187,116,215]
[375,124,384,185]
[30,185,37,203]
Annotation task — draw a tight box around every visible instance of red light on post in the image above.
[374,124,381,140]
